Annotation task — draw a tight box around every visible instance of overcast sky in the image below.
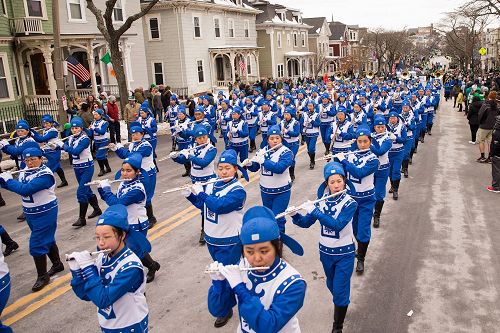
[275,0,470,30]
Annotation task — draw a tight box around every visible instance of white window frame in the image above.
[147,15,161,41]
[228,18,235,38]
[1,0,8,17]
[24,0,47,19]
[277,63,284,78]
[112,0,125,23]
[193,15,202,39]
[66,0,86,22]
[293,32,298,47]
[0,53,14,102]
[197,59,205,83]
[214,17,221,38]
[277,31,282,48]
[301,32,306,47]
[151,61,164,85]
[287,33,291,46]
[244,20,249,38]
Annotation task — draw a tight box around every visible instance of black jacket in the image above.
[467,98,482,125]
[478,100,499,130]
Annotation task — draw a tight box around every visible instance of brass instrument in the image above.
[334,71,344,81]
[401,70,410,81]
[366,70,375,80]
[433,70,443,79]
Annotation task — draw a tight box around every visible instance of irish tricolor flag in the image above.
[101,52,116,77]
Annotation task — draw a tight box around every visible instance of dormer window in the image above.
[235,0,242,5]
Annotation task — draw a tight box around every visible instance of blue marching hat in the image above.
[42,114,59,126]
[192,125,208,137]
[129,125,144,134]
[16,120,30,130]
[70,117,83,128]
[22,147,43,159]
[336,106,347,114]
[373,115,386,126]
[96,204,151,258]
[388,111,399,118]
[178,104,187,114]
[94,108,105,116]
[355,126,371,138]
[267,125,282,137]
[195,105,205,114]
[218,149,249,181]
[231,106,243,115]
[241,206,304,256]
[317,161,354,198]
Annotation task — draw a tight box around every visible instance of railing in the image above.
[67,89,93,100]
[101,84,119,97]
[0,102,59,135]
[24,95,52,107]
[216,81,231,88]
[10,18,44,35]
[171,87,188,99]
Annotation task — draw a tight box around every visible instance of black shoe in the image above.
[103,159,112,174]
[73,203,88,228]
[373,216,380,228]
[87,196,102,219]
[56,169,68,188]
[309,162,315,170]
[57,180,68,188]
[420,137,425,143]
[17,212,26,221]
[47,261,64,277]
[32,255,50,292]
[146,204,157,229]
[393,191,399,200]
[97,160,105,177]
[289,166,295,182]
[199,230,206,245]
[72,217,86,228]
[181,170,190,177]
[47,244,64,277]
[146,261,160,283]
[404,169,409,178]
[214,309,233,328]
[181,163,191,177]
[388,187,394,194]
[0,194,5,207]
[3,241,19,256]
[249,147,255,153]
[97,168,105,177]
[393,180,400,200]
[355,259,364,274]
[32,274,50,292]
[332,305,348,333]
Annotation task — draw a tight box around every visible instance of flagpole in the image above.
[52,0,66,128]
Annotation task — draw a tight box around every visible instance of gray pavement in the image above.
[1,98,499,332]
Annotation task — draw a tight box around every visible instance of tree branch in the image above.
[116,0,161,38]
[86,0,112,41]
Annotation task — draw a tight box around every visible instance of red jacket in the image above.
[106,101,120,121]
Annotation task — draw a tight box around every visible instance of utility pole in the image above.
[52,0,66,127]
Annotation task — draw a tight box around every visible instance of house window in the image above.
[277,32,282,48]
[193,16,201,38]
[287,34,291,46]
[197,60,204,83]
[149,17,160,40]
[301,32,306,47]
[67,0,85,20]
[244,20,249,38]
[214,18,221,38]
[277,64,284,78]
[0,54,13,100]
[228,19,234,38]
[247,56,251,74]
[113,0,124,22]
[293,33,298,47]
[26,0,43,17]
[153,62,164,85]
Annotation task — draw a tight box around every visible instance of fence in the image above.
[0,102,59,136]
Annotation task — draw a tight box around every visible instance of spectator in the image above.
[185,95,196,118]
[123,95,140,141]
[452,84,461,108]
[467,96,482,144]
[488,114,500,193]
[134,87,145,104]
[77,102,93,129]
[66,100,78,120]
[152,87,164,123]
[457,90,464,112]
[477,91,499,163]
[161,86,172,112]
[98,92,108,112]
[106,95,121,144]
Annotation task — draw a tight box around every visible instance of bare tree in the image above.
[365,29,388,73]
[459,0,500,18]
[86,0,160,111]
[312,52,330,78]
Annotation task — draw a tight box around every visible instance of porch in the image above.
[209,46,261,89]
[284,51,314,78]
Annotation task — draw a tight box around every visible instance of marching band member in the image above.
[295,90,308,145]
[184,149,248,328]
[189,106,217,144]
[424,87,438,136]
[171,125,217,244]
[280,107,300,182]
[138,105,158,169]
[90,109,112,177]
[166,94,179,151]
[227,106,249,163]
[69,204,150,333]
[335,93,352,115]
[111,125,158,229]
[218,100,233,148]
[319,93,336,155]
[303,101,321,170]
[370,116,393,228]
[257,101,277,149]
[336,126,379,274]
[207,206,306,333]
[387,112,408,200]
[326,107,355,155]
[31,114,69,188]
[0,147,64,292]
[277,94,294,119]
[0,250,12,332]
[417,87,427,143]
[410,93,423,157]
[291,161,357,333]
[171,106,194,177]
[202,96,217,139]
[63,117,102,228]
[350,101,367,132]
[245,125,294,233]
[400,101,416,178]
[97,154,160,283]
[243,97,259,153]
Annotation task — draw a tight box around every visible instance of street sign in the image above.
[479,47,487,56]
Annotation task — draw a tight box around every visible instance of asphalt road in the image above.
[1,98,499,333]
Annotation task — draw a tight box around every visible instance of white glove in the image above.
[47,142,57,150]
[0,139,9,148]
[241,158,251,167]
[98,179,111,189]
[389,132,397,140]
[336,153,346,162]
[0,172,13,182]
[72,251,95,269]
[55,140,65,148]
[285,205,299,216]
[108,143,117,151]
[231,127,238,134]
[219,264,245,289]
[169,151,179,159]
[180,149,190,159]
[115,143,124,150]
[66,252,81,271]
[180,187,191,197]
[302,200,317,214]
[208,261,225,281]
[251,154,265,165]
[192,183,204,195]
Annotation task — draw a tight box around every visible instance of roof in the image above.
[302,17,325,35]
[329,21,347,40]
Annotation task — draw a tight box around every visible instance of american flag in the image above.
[239,59,246,73]
[66,55,91,82]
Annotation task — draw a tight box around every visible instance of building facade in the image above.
[482,27,500,72]
[141,0,261,95]
[302,17,331,77]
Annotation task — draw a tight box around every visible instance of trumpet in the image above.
[162,177,233,194]
[85,179,126,186]
[65,249,111,261]
[276,189,347,219]
[315,149,371,162]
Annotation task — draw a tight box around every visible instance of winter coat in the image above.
[478,100,499,130]
[467,98,482,126]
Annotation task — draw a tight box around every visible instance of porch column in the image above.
[208,52,215,90]
[87,41,98,96]
[230,53,236,83]
[299,58,303,78]
[255,51,260,80]
[16,51,28,96]
[244,52,249,83]
[42,46,57,101]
